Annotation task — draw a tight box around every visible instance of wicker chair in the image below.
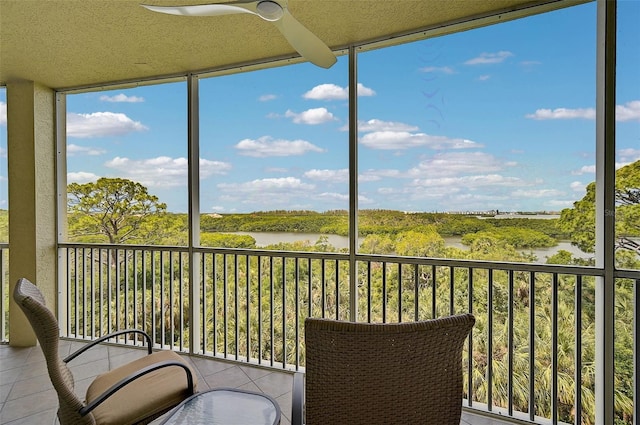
[13,277,197,425]
[291,313,475,425]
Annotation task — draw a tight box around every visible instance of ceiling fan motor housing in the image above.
[256,1,284,21]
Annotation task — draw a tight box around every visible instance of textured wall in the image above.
[7,80,57,346]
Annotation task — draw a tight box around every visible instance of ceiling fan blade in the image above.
[274,10,336,69]
[141,2,257,17]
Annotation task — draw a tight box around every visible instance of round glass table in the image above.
[160,388,281,425]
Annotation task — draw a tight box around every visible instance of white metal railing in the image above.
[57,243,638,425]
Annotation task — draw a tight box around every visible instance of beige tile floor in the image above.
[0,341,512,425]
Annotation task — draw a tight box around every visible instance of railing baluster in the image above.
[487,268,493,411]
[551,273,558,425]
[269,256,274,367]
[414,264,419,321]
[467,267,473,407]
[282,257,287,368]
[246,254,250,362]
[398,263,402,323]
[508,269,514,416]
[223,254,228,358]
[382,262,387,323]
[295,257,300,368]
[257,255,263,364]
[529,271,536,422]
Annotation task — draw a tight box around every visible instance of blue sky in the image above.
[1,1,639,214]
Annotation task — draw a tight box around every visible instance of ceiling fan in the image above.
[142,0,337,69]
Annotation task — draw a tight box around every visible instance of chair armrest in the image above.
[291,372,304,425]
[64,329,153,363]
[78,360,196,416]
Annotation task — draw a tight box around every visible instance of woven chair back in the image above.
[304,313,475,425]
[14,278,95,425]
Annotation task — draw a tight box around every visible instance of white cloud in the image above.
[526,107,596,120]
[67,144,107,156]
[67,171,100,183]
[67,112,148,138]
[616,100,640,122]
[412,174,524,189]
[570,181,585,192]
[420,66,455,74]
[317,192,348,202]
[572,165,596,175]
[217,177,315,207]
[0,101,6,125]
[618,148,640,163]
[304,169,348,182]
[303,83,376,100]
[99,93,144,103]
[285,107,337,125]
[104,156,231,188]
[357,119,419,133]
[511,188,565,198]
[0,147,6,158]
[235,136,324,157]
[477,75,491,81]
[464,51,513,65]
[259,94,277,102]
[360,131,481,150]
[406,152,515,178]
[525,101,640,121]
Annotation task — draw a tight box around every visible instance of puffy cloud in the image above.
[303,169,348,182]
[411,174,524,189]
[258,94,277,102]
[235,136,324,157]
[357,119,419,132]
[285,107,337,125]
[464,51,513,65]
[618,148,640,163]
[420,66,455,74]
[67,171,100,184]
[303,83,375,100]
[67,112,148,138]
[510,188,565,198]
[67,144,106,156]
[217,177,315,208]
[0,101,6,125]
[570,181,585,192]
[99,93,144,103]
[525,101,640,121]
[104,156,231,188]
[406,152,514,178]
[572,165,596,175]
[616,100,640,122]
[360,131,481,150]
[526,107,595,120]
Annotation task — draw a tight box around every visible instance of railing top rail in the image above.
[53,242,635,278]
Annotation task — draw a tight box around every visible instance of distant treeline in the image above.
[200,209,569,242]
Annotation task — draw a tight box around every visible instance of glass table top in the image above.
[160,388,281,425]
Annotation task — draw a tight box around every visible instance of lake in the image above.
[232,232,592,264]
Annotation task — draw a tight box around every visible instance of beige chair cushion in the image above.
[86,350,196,425]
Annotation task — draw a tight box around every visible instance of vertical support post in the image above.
[188,74,201,354]
[56,92,69,336]
[594,1,616,424]
[348,47,359,322]
[7,80,57,346]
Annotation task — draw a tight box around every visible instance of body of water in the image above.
[231,232,592,263]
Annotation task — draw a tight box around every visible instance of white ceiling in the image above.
[0,0,585,90]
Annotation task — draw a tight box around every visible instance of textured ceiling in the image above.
[0,0,582,90]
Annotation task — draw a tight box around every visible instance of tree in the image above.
[68,178,167,244]
[559,160,640,256]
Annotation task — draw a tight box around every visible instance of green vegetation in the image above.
[14,162,640,424]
